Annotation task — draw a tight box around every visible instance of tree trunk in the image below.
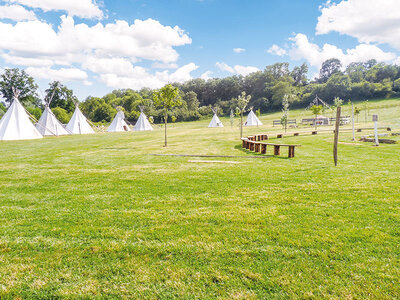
[333,107,341,166]
[164,110,168,147]
[240,113,243,138]
[315,114,317,131]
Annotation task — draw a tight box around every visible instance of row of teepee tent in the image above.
[0,90,154,141]
[0,90,263,141]
[208,108,262,128]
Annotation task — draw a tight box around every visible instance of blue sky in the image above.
[0,0,399,100]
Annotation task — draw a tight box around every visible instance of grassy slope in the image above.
[0,99,399,299]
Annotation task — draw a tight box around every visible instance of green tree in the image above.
[354,106,361,122]
[153,84,182,147]
[235,91,251,138]
[310,105,323,130]
[52,107,71,124]
[281,94,290,133]
[45,81,76,113]
[318,58,342,83]
[0,68,39,106]
[291,63,309,86]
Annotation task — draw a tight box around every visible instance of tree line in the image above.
[1,58,400,124]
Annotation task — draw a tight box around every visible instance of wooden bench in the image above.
[241,138,300,158]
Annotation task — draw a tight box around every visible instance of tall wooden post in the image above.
[373,114,379,146]
[352,103,355,141]
[333,107,341,166]
[164,110,168,147]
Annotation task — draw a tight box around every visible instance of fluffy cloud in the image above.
[0,15,194,88]
[0,4,36,21]
[99,63,198,89]
[233,48,245,53]
[267,44,287,56]
[215,62,234,73]
[216,62,259,76]
[26,67,88,82]
[8,0,103,19]
[289,33,397,69]
[200,71,213,80]
[316,0,400,50]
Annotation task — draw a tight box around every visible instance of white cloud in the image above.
[216,62,259,76]
[216,62,234,73]
[26,67,88,82]
[99,63,198,89]
[288,33,397,69]
[233,65,259,76]
[0,15,193,88]
[233,48,245,53]
[267,44,287,56]
[0,4,36,21]
[8,0,103,19]
[200,71,212,80]
[316,0,400,50]
[151,62,179,69]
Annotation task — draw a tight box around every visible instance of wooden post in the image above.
[255,143,260,152]
[333,107,341,166]
[164,111,168,147]
[250,142,255,151]
[373,115,379,146]
[352,103,355,141]
[261,144,267,154]
[288,146,295,158]
[274,145,280,156]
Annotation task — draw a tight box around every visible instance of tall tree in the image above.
[281,94,290,133]
[0,68,39,106]
[291,63,309,86]
[45,81,77,113]
[310,105,323,130]
[318,58,342,83]
[153,84,182,147]
[235,91,251,138]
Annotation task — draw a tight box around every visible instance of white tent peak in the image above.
[133,108,153,131]
[0,96,43,141]
[244,108,262,126]
[66,105,95,134]
[36,106,70,136]
[208,108,224,128]
[107,110,131,132]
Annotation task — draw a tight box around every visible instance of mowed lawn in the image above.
[0,99,400,299]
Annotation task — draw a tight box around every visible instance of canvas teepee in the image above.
[0,89,43,141]
[208,108,224,128]
[36,89,70,136]
[66,105,95,134]
[133,107,153,131]
[244,108,262,126]
[107,110,131,132]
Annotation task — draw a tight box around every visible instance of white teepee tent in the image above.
[107,110,131,132]
[244,108,262,126]
[208,108,224,128]
[36,106,70,136]
[133,108,153,131]
[66,105,95,134]
[36,90,70,136]
[0,91,43,141]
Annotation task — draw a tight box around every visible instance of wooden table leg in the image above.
[288,146,295,158]
[261,144,267,154]
[274,145,280,155]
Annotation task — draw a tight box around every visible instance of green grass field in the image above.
[1,99,400,299]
